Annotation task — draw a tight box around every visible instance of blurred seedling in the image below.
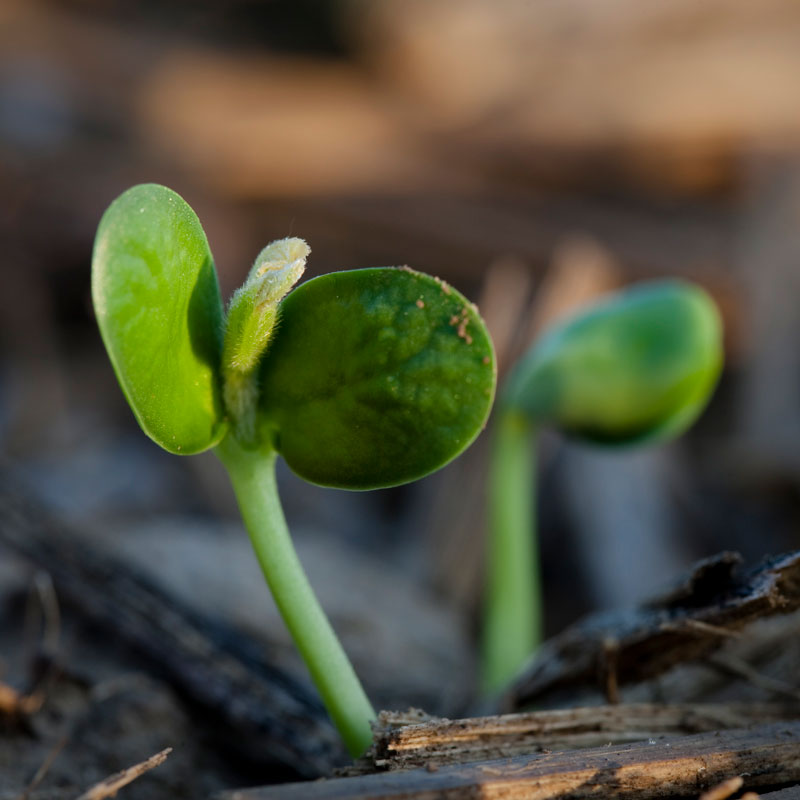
[482,280,723,694]
[91,183,496,756]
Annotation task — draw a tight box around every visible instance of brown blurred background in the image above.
[2,0,800,794]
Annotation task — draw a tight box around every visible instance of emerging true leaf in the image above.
[221,238,309,445]
[503,280,723,445]
[91,184,227,454]
[258,267,496,488]
[223,237,310,376]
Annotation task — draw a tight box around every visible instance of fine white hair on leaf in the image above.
[247,237,310,306]
[221,237,311,441]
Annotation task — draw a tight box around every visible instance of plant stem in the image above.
[215,435,376,757]
[481,408,542,695]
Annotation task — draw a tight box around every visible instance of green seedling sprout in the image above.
[482,280,723,694]
[91,184,496,756]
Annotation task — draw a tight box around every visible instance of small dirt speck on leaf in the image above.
[434,275,452,295]
[455,308,472,344]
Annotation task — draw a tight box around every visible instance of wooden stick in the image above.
[223,720,800,800]
[75,748,171,800]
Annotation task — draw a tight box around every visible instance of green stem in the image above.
[215,435,376,757]
[481,408,542,695]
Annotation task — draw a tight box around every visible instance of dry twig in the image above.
[75,747,172,800]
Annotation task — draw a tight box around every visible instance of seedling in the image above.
[482,280,723,694]
[91,183,496,756]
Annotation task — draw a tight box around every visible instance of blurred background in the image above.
[2,0,800,794]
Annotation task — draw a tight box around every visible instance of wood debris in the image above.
[223,720,800,800]
[507,550,800,710]
[355,702,800,772]
[75,747,172,800]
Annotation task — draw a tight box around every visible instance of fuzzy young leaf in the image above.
[221,238,309,445]
[92,184,226,454]
[223,237,310,376]
[258,268,496,488]
[503,280,723,445]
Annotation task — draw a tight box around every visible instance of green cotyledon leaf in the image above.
[258,267,496,489]
[91,184,227,454]
[502,280,723,445]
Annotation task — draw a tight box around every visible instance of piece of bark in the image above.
[506,550,800,710]
[0,469,341,778]
[358,703,800,772]
[222,719,800,799]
